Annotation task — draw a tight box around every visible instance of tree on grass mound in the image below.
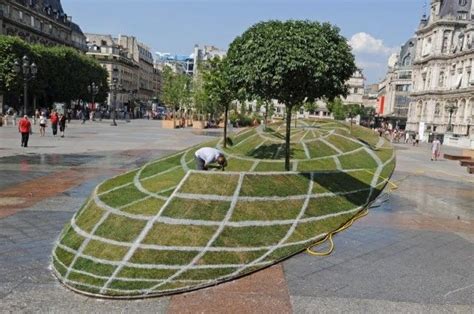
[226,20,356,170]
[203,57,236,148]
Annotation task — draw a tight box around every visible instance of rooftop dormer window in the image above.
[459,0,468,6]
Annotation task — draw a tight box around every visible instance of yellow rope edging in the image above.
[306,170,399,257]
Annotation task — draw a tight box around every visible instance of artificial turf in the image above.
[53,119,395,297]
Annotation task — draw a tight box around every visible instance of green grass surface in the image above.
[53,119,395,297]
[179,173,239,195]
[306,140,338,158]
[162,198,230,221]
[99,185,148,208]
[240,174,310,196]
[231,199,304,221]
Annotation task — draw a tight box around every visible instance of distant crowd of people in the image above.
[376,121,442,161]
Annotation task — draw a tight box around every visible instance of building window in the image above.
[459,0,467,6]
[438,71,445,87]
[399,71,412,79]
[435,103,441,116]
[402,54,411,66]
[458,11,468,20]
[442,31,450,54]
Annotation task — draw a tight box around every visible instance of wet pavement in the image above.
[0,120,473,313]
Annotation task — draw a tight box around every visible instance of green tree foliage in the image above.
[160,66,191,126]
[226,20,357,170]
[0,36,108,110]
[327,97,347,120]
[202,57,235,148]
[344,103,363,132]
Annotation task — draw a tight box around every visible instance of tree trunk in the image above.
[264,103,268,131]
[223,105,228,148]
[285,107,292,171]
[173,108,176,128]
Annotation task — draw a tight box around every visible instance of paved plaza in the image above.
[0,120,473,313]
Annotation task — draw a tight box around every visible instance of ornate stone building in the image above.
[0,0,86,51]
[407,0,474,140]
[86,33,160,108]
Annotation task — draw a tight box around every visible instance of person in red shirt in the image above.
[18,115,32,147]
[50,111,59,136]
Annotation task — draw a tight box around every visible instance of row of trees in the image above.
[160,20,356,170]
[0,36,109,112]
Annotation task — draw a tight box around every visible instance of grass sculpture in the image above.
[52,120,395,298]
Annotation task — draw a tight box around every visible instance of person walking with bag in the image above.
[59,113,66,138]
[18,115,31,147]
[50,111,59,137]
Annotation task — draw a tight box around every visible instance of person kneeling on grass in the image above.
[195,147,227,171]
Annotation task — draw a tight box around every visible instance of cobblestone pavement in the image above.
[0,120,473,313]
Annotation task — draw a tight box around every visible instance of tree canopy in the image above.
[226,20,357,170]
[0,35,108,111]
[203,56,236,147]
[160,66,191,113]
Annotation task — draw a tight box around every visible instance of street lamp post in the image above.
[88,82,100,121]
[445,103,458,133]
[13,56,37,116]
[87,82,99,105]
[127,90,137,123]
[110,78,122,126]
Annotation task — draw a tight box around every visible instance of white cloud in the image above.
[349,32,397,55]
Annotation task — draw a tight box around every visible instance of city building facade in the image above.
[407,0,474,144]
[0,0,86,51]
[378,38,417,119]
[86,33,160,109]
[341,69,365,106]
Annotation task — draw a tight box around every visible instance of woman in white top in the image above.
[431,138,441,161]
[39,114,47,137]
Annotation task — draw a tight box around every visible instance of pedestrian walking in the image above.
[12,110,17,126]
[431,138,441,161]
[50,111,59,137]
[81,109,87,124]
[59,113,66,138]
[18,115,31,147]
[405,131,410,144]
[39,113,47,136]
[414,133,420,146]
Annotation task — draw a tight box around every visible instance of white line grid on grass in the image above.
[53,125,395,296]
[144,173,246,293]
[302,142,311,159]
[99,170,194,293]
[55,207,368,295]
[55,169,379,294]
[320,138,343,154]
[333,156,343,171]
[97,151,186,196]
[233,133,259,148]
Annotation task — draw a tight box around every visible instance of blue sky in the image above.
[62,0,424,84]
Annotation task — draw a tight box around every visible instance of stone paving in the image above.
[0,119,473,313]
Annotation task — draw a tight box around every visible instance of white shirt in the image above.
[40,116,47,125]
[195,147,223,166]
